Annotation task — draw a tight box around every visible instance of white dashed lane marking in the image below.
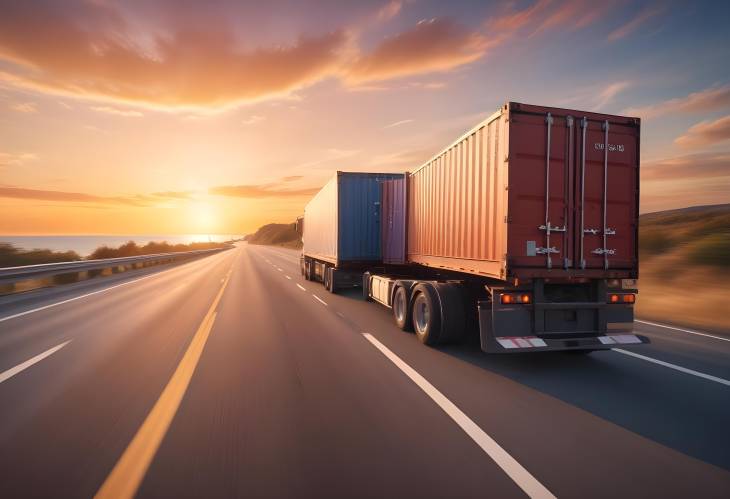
[312,295,328,306]
[0,341,71,384]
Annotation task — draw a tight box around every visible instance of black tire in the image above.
[362,272,372,301]
[411,283,442,346]
[305,259,314,281]
[434,282,466,343]
[393,285,413,331]
[300,257,305,277]
[325,267,336,293]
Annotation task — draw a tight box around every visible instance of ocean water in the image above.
[0,235,240,257]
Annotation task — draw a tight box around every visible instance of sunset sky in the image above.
[1,0,729,235]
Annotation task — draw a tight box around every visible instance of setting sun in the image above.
[188,201,218,233]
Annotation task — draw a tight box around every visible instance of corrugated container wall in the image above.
[303,172,404,265]
[406,102,640,280]
[407,108,509,278]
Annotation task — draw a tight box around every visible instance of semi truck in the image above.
[300,102,648,353]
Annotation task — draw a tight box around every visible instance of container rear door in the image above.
[508,105,639,274]
[577,118,639,270]
[381,177,407,264]
[508,111,574,270]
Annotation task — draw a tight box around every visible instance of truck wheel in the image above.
[411,283,442,345]
[325,267,337,293]
[393,286,413,331]
[305,259,314,281]
[362,272,372,301]
[434,282,466,343]
[300,257,305,277]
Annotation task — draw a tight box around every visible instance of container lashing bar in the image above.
[540,113,564,269]
[578,117,587,269]
[596,120,615,269]
[563,116,574,269]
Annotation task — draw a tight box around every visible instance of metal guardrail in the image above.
[0,247,230,284]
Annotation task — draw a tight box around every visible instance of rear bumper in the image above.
[477,300,650,353]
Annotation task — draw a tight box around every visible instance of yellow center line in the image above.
[95,270,232,499]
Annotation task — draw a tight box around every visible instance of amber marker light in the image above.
[609,294,620,303]
[518,294,531,304]
[501,294,514,304]
[622,294,635,304]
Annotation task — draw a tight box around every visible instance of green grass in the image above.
[640,204,730,266]
[686,233,730,267]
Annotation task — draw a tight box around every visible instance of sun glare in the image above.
[188,201,217,232]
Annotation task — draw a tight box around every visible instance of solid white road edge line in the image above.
[362,333,555,499]
[296,284,306,291]
[0,252,230,323]
[613,348,730,386]
[0,341,71,384]
[635,319,730,343]
[0,273,163,323]
[312,295,328,306]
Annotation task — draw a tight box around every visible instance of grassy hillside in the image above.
[637,204,730,331]
[245,223,302,249]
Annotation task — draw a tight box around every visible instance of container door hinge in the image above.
[584,228,615,235]
[539,222,566,232]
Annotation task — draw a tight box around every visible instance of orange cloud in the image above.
[529,0,610,36]
[608,6,663,42]
[345,18,488,84]
[210,182,321,199]
[0,186,192,206]
[642,152,730,180]
[377,1,404,22]
[0,1,347,110]
[623,84,730,118]
[641,152,730,212]
[9,102,38,113]
[675,116,730,148]
[0,152,37,167]
[90,106,144,117]
[0,0,632,111]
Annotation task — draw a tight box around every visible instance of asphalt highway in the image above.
[0,243,728,498]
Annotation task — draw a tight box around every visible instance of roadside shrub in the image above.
[639,229,673,255]
[0,243,81,267]
[686,233,730,267]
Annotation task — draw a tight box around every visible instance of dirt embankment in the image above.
[636,204,730,332]
[245,223,302,249]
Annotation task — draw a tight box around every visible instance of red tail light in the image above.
[501,293,531,305]
[609,293,635,304]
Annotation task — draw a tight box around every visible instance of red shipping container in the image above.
[403,102,640,281]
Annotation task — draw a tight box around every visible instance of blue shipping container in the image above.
[303,171,404,265]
